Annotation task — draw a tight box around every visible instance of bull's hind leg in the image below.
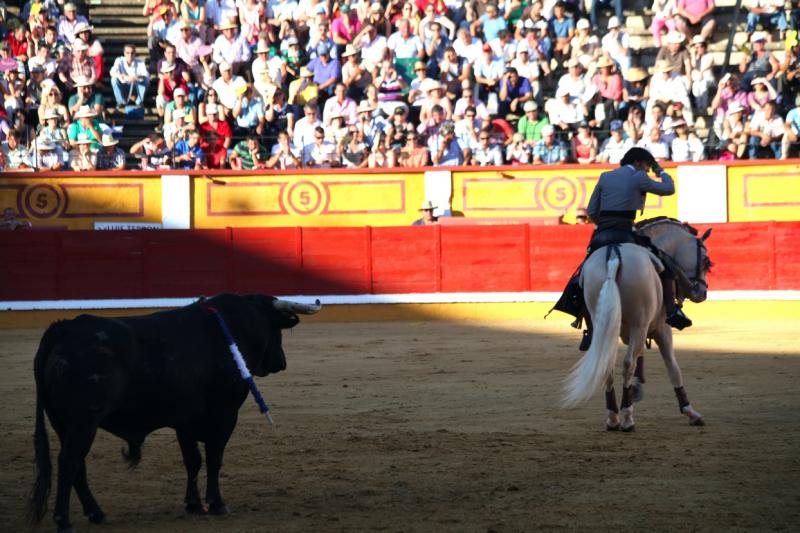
[54,426,98,532]
[74,460,106,524]
[653,326,705,426]
[177,431,206,514]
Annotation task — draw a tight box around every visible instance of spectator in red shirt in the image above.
[156,62,189,123]
[199,103,232,168]
[7,24,33,61]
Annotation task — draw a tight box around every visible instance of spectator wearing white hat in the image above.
[212,19,251,73]
[720,102,748,159]
[164,108,193,148]
[212,60,247,112]
[68,132,97,171]
[688,35,715,111]
[532,124,568,164]
[676,0,716,41]
[96,133,126,170]
[601,16,631,75]
[156,62,190,122]
[110,44,149,110]
[548,86,586,135]
[646,60,692,123]
[32,136,64,171]
[164,87,196,127]
[655,30,691,77]
[57,2,88,45]
[739,32,780,88]
[198,102,232,168]
[510,42,540,94]
[56,38,96,91]
[570,19,601,63]
[518,100,550,146]
[340,44,370,100]
[670,120,706,161]
[557,57,590,102]
[67,75,103,118]
[418,80,453,125]
[172,20,204,76]
[597,120,632,164]
[67,105,102,150]
[38,108,70,152]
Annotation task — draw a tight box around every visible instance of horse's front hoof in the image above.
[208,502,229,515]
[689,416,706,426]
[185,502,207,515]
[87,510,107,524]
[621,424,636,433]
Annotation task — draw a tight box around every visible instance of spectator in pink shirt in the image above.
[332,3,363,47]
[323,83,358,126]
[675,0,716,41]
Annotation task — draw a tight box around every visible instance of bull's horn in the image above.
[273,298,322,315]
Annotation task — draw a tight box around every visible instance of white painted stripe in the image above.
[1,290,799,311]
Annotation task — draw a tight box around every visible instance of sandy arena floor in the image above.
[1,318,798,532]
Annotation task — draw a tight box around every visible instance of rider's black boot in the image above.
[662,275,692,330]
[579,311,593,351]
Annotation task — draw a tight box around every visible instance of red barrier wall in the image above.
[0,222,798,301]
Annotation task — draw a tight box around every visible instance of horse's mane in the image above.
[635,216,699,236]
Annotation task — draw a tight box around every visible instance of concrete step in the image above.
[92,0,146,7]
[93,25,149,36]
[90,16,149,26]
[90,6,145,17]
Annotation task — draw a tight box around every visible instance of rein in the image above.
[198,297,274,427]
[636,218,708,297]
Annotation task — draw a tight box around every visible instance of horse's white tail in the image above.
[563,251,622,407]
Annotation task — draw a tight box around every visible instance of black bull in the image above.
[29,294,320,532]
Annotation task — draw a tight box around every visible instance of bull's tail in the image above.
[563,249,622,407]
[29,328,54,523]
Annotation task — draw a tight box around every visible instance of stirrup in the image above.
[570,316,583,329]
[579,329,592,351]
[666,309,692,330]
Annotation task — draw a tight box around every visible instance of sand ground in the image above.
[1,318,798,533]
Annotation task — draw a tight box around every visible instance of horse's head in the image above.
[673,227,713,303]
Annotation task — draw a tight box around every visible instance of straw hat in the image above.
[666,31,685,45]
[421,78,441,93]
[607,16,621,29]
[299,66,313,77]
[751,77,777,99]
[72,38,89,51]
[37,137,56,150]
[255,41,270,54]
[726,102,744,115]
[523,100,538,112]
[751,31,768,43]
[74,105,96,119]
[576,18,590,30]
[74,22,94,34]
[357,100,375,114]
[101,133,119,147]
[626,67,649,82]
[160,62,176,73]
[44,109,60,120]
[654,60,674,73]
[75,133,93,145]
[219,61,232,72]
[342,44,359,57]
[74,75,93,87]
[419,200,437,210]
[597,56,614,69]
[219,18,238,31]
[173,108,186,119]
[205,103,219,115]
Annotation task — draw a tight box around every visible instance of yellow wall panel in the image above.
[727,164,800,221]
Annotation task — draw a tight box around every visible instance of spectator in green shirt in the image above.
[517,100,550,147]
[67,105,103,150]
[230,136,269,170]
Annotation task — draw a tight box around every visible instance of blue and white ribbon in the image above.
[207,303,274,426]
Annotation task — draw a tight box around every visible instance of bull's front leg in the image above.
[204,414,237,515]
[176,431,205,514]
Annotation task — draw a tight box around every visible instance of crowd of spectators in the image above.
[3,0,800,171]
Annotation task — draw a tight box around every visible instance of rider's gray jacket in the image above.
[587,164,675,221]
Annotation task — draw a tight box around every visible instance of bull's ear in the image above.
[701,228,712,242]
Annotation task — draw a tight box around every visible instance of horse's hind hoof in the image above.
[621,424,636,433]
[689,416,706,426]
[208,503,229,515]
[606,423,620,431]
[185,502,207,515]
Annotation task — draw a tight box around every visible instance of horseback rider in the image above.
[553,147,692,351]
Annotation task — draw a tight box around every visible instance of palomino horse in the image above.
[563,218,713,431]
